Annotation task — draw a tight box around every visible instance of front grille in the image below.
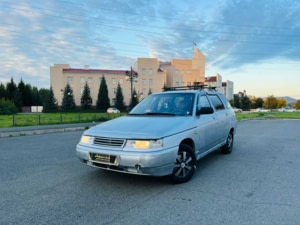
[93,137,125,147]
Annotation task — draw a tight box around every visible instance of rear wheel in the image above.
[171,144,196,183]
[220,131,234,154]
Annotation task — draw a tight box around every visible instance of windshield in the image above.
[129,93,195,116]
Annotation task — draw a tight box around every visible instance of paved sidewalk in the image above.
[0,122,99,138]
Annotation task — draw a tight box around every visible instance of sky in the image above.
[0,0,299,99]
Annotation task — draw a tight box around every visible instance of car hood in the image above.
[84,115,196,139]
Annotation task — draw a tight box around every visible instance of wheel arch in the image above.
[179,138,195,151]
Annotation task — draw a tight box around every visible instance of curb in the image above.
[0,126,87,138]
[0,123,98,138]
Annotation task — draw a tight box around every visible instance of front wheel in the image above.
[171,144,196,183]
[220,131,234,154]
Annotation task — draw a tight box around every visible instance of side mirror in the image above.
[196,107,214,115]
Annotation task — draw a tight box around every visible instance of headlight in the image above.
[80,135,94,144]
[125,139,163,150]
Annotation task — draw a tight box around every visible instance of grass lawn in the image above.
[0,111,299,128]
[235,111,300,121]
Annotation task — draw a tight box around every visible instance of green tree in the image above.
[32,86,42,106]
[277,98,287,108]
[6,78,22,111]
[251,96,264,109]
[114,83,125,110]
[96,76,110,110]
[81,82,92,110]
[0,98,18,115]
[148,88,152,95]
[241,96,251,111]
[23,84,33,106]
[263,95,278,109]
[233,95,241,108]
[44,86,58,112]
[18,79,26,106]
[6,78,17,101]
[62,83,76,111]
[0,83,6,99]
[130,88,139,109]
[254,97,264,109]
[39,88,50,108]
[294,100,300,109]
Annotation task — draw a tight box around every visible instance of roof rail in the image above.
[163,85,217,92]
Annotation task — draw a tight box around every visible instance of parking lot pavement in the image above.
[0,122,98,138]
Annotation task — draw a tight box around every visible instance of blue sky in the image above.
[0,0,299,98]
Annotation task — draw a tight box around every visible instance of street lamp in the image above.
[125,67,138,98]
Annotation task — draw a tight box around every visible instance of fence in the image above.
[8,113,122,127]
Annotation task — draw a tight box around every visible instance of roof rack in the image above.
[163,85,217,92]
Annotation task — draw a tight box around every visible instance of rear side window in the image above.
[208,95,225,111]
[198,95,211,108]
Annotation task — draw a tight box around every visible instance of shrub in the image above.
[0,98,18,115]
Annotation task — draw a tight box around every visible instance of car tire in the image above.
[171,144,196,183]
[220,131,234,154]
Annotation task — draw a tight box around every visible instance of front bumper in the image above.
[76,144,179,176]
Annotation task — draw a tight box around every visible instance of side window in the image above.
[198,95,212,109]
[219,94,231,108]
[208,95,225,111]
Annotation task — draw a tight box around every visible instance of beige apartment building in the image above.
[50,47,207,106]
[205,74,234,100]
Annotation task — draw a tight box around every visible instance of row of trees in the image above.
[0,76,139,115]
[233,94,300,111]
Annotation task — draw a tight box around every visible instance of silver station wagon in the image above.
[76,88,237,183]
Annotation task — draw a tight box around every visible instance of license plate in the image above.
[90,153,117,165]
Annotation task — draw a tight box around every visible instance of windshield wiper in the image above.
[128,112,175,116]
[146,112,175,116]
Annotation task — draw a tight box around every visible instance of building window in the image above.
[187,82,191,86]
[149,69,152,75]
[112,78,116,84]
[112,88,117,94]
[142,68,146,75]
[176,70,179,74]
[80,77,85,83]
[142,79,146,85]
[149,79,152,85]
[119,79,123,84]
[175,82,179,87]
[187,70,190,74]
[88,77,92,84]
[67,77,73,83]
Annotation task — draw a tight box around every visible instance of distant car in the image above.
[278,107,296,112]
[255,108,271,112]
[232,107,243,113]
[107,107,120,113]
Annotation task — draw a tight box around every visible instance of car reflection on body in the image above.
[107,107,120,113]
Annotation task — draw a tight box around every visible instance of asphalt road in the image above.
[0,120,300,225]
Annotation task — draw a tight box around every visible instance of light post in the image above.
[125,67,138,100]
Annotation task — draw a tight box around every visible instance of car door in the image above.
[208,94,230,144]
[194,94,219,155]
